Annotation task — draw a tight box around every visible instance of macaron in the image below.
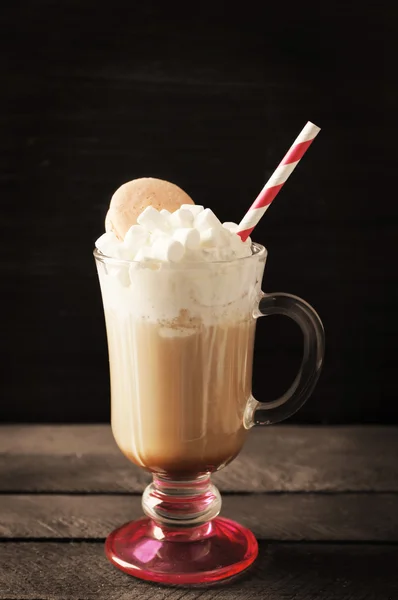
[105,177,194,240]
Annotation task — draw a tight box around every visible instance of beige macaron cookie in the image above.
[105,177,194,240]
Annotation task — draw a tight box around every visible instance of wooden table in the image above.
[1,425,397,599]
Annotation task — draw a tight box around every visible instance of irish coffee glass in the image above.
[94,244,324,584]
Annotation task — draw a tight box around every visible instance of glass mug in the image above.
[94,243,324,585]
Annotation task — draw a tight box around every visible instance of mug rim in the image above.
[93,242,267,268]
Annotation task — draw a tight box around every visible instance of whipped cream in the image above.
[97,249,265,326]
[95,204,252,263]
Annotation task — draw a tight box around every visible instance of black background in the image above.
[1,1,396,423]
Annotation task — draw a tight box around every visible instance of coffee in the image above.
[105,309,255,475]
[96,247,265,477]
[95,193,267,477]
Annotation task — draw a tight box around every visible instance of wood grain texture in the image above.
[1,425,398,493]
[1,493,398,543]
[0,542,397,599]
[1,426,398,598]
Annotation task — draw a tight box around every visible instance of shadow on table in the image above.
[158,541,398,596]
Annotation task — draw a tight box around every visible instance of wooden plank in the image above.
[0,542,397,599]
[1,425,398,493]
[0,425,116,455]
[1,493,398,543]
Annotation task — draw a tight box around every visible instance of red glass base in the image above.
[105,516,258,585]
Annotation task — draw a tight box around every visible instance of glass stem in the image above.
[142,474,222,528]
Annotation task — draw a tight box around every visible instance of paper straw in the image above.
[237,121,321,241]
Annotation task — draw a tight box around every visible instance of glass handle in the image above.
[245,293,325,427]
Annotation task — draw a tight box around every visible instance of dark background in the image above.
[1,1,396,423]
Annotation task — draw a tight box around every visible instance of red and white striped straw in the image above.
[237,121,321,241]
